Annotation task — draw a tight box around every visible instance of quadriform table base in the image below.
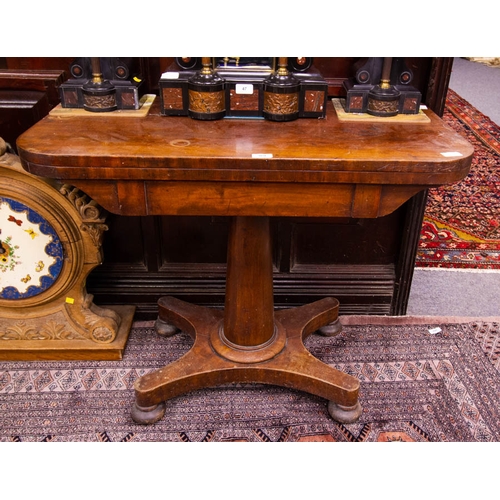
[131,216,361,425]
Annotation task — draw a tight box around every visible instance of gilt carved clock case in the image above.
[0,138,134,360]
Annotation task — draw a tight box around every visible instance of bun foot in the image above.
[131,402,166,425]
[327,400,362,424]
[155,317,180,337]
[318,319,342,337]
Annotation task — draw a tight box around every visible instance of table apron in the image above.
[66,179,427,218]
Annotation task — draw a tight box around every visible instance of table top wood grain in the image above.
[17,100,474,218]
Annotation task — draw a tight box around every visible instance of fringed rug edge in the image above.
[339,314,500,326]
[132,315,500,331]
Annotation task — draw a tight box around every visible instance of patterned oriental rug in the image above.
[1,317,499,442]
[416,89,500,269]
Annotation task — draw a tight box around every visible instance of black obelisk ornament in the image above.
[82,57,117,112]
[188,57,226,120]
[262,57,300,122]
[367,57,400,117]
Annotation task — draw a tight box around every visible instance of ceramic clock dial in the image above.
[0,196,64,300]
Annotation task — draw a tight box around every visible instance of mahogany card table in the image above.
[17,100,473,424]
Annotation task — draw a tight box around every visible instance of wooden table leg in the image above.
[131,216,362,425]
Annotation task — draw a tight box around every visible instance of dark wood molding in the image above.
[425,57,454,116]
[0,69,67,106]
[392,189,429,315]
[0,68,67,152]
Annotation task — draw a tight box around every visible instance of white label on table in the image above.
[441,151,463,157]
[236,84,254,94]
[161,72,180,79]
[252,153,273,158]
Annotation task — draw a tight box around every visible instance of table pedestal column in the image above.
[131,216,362,425]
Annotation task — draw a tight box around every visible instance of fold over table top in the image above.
[17,100,474,218]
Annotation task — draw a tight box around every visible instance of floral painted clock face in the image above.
[0,197,64,299]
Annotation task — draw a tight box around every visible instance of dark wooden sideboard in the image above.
[1,57,454,318]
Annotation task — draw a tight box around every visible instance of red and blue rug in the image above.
[416,89,500,269]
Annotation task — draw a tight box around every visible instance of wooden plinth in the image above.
[0,305,135,360]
